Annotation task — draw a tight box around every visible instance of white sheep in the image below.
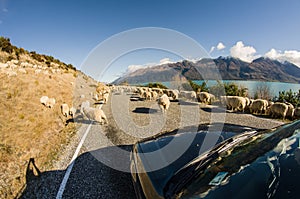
[152,88,163,96]
[158,94,170,113]
[223,96,247,112]
[170,89,179,100]
[80,101,90,116]
[250,99,268,114]
[268,102,288,119]
[40,96,49,106]
[286,103,295,119]
[151,91,158,100]
[69,107,77,118]
[180,91,197,101]
[61,103,70,117]
[0,63,8,68]
[143,91,152,100]
[82,107,108,124]
[102,92,109,103]
[198,92,210,104]
[46,98,56,108]
[40,96,55,108]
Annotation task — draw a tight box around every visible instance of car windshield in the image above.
[164,120,300,199]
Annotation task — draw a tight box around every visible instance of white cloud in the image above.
[265,48,300,67]
[209,46,215,54]
[159,57,172,65]
[217,42,226,50]
[230,41,259,62]
[209,42,226,54]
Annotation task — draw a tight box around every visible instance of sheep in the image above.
[93,93,100,101]
[18,68,27,74]
[40,96,49,106]
[229,96,246,112]
[169,89,179,100]
[35,69,42,74]
[46,98,56,108]
[180,91,197,101]
[102,92,109,103]
[268,101,274,107]
[250,99,268,114]
[268,102,288,119]
[80,101,90,117]
[198,92,210,104]
[0,63,8,68]
[222,96,247,112]
[61,104,70,117]
[152,88,164,96]
[286,103,295,119]
[151,91,158,100]
[40,96,56,108]
[69,107,77,118]
[145,91,152,100]
[158,94,170,113]
[82,107,108,124]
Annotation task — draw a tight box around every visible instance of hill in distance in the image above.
[113,56,300,84]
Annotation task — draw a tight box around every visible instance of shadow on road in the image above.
[200,107,226,113]
[132,107,158,114]
[19,145,136,199]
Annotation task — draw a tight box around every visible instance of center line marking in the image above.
[56,122,92,199]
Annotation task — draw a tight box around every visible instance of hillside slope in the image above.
[0,37,99,198]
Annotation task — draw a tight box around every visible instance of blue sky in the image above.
[1,0,300,82]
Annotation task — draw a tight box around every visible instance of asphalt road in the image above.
[19,92,284,199]
[20,122,137,199]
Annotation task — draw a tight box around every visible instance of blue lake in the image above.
[159,80,300,98]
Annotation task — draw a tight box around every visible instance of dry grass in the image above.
[0,66,77,198]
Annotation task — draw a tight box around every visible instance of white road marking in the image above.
[56,122,92,199]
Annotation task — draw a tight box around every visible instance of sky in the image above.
[1,0,300,82]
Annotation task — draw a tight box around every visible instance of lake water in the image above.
[159,80,300,98]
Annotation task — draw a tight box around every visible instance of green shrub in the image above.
[0,37,14,53]
[274,89,300,107]
[182,80,209,92]
[145,82,168,89]
[209,81,247,97]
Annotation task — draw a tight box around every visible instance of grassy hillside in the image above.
[0,37,98,198]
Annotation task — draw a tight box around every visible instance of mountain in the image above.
[113,57,300,84]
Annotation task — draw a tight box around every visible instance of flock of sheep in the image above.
[220,96,299,120]
[39,83,299,125]
[0,59,63,77]
[111,85,300,120]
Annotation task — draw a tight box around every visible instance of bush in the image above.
[145,82,168,89]
[253,83,272,100]
[209,81,247,97]
[274,89,300,107]
[0,37,14,53]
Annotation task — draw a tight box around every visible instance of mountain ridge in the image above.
[113,56,300,84]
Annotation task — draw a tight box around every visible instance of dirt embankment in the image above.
[0,56,99,198]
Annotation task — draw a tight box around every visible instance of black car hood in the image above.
[179,120,300,199]
[133,124,255,197]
